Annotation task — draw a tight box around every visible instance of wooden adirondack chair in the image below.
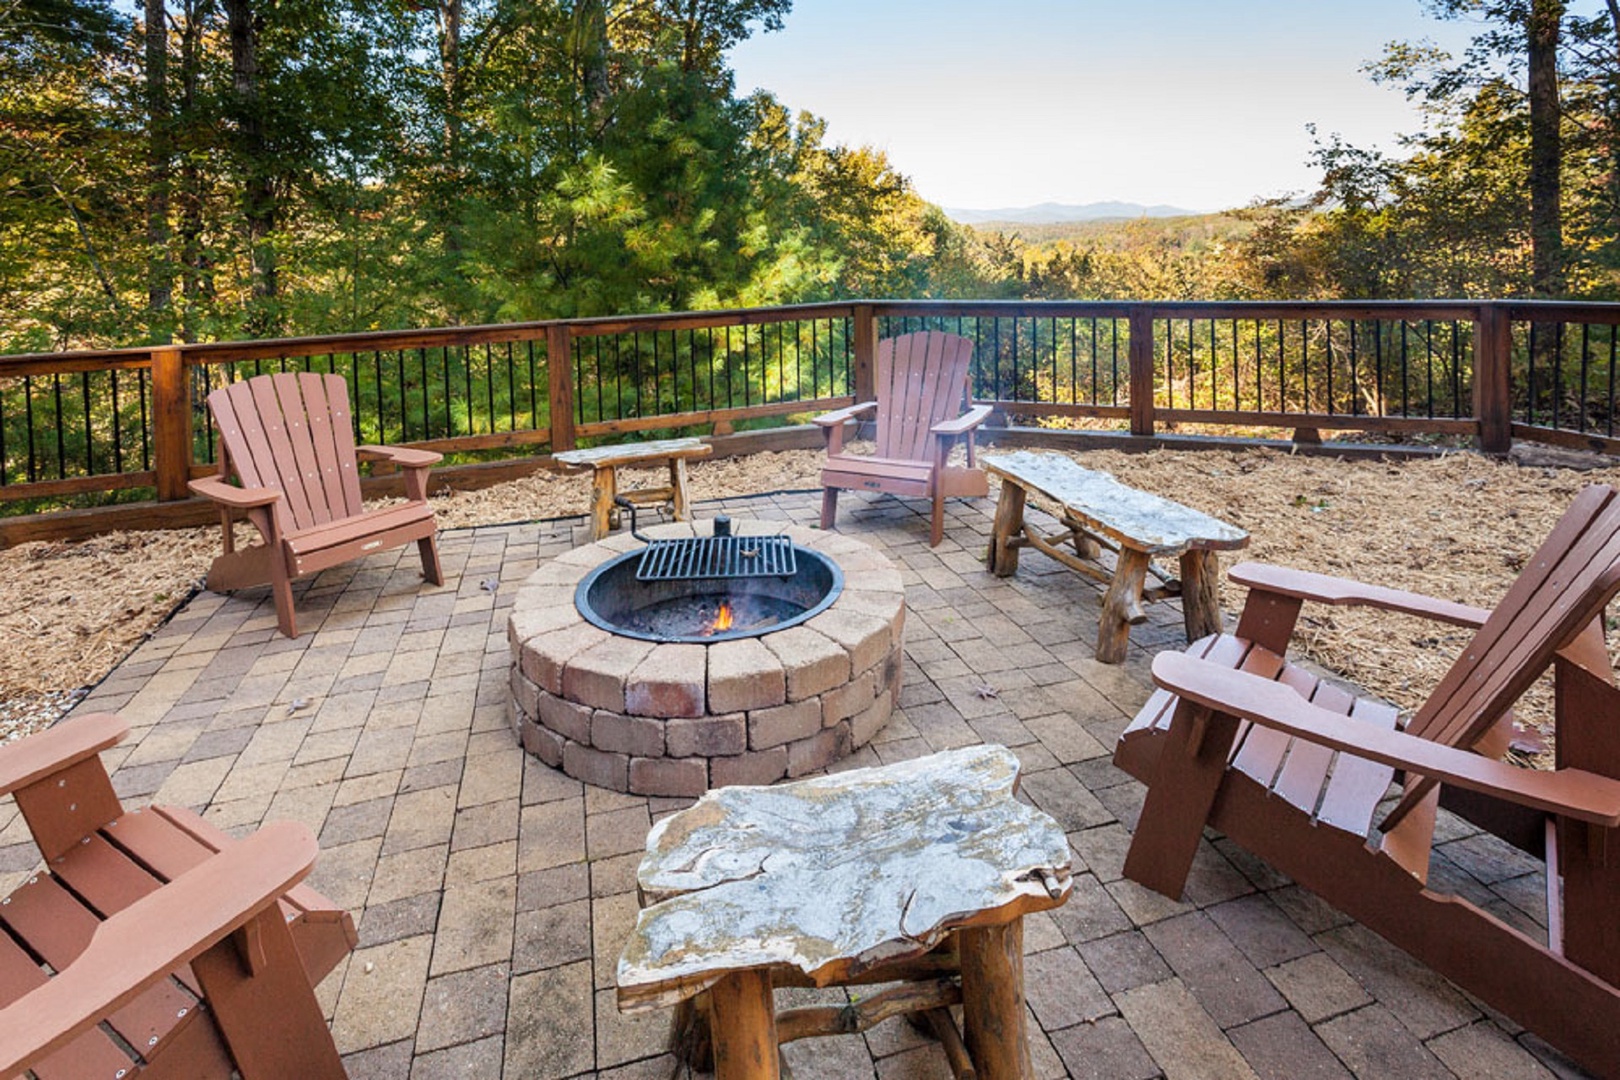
[191,371,444,638]
[0,710,355,1077]
[815,331,992,547]
[1114,484,1620,1077]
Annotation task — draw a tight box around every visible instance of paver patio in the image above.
[3,487,1591,1079]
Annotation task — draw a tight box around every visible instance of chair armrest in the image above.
[0,821,319,1077]
[1153,652,1620,826]
[812,402,876,428]
[187,475,282,510]
[931,404,993,437]
[357,445,443,469]
[1229,562,1490,628]
[0,713,127,798]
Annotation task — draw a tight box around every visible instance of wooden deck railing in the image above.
[4,298,1619,540]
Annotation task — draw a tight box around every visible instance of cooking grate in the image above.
[636,534,796,581]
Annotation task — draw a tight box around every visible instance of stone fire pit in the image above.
[507,521,904,796]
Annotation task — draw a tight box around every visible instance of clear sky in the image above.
[727,0,1510,213]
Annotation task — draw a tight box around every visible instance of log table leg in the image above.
[958,920,1029,1080]
[710,968,780,1080]
[669,457,692,521]
[589,465,618,540]
[986,481,1026,576]
[1097,547,1151,663]
[1179,549,1222,642]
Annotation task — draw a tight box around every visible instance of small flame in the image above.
[710,601,734,633]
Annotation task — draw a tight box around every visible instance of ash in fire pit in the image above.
[613,593,803,639]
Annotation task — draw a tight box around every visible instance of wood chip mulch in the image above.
[3,443,1615,760]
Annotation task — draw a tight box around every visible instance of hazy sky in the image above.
[728,0,1510,212]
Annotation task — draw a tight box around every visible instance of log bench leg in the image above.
[1096,547,1150,663]
[1179,549,1221,642]
[669,457,693,521]
[589,465,618,540]
[710,969,780,1080]
[958,919,1029,1080]
[986,481,1026,576]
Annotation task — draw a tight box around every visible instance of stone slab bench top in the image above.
[616,743,1072,1011]
[554,437,713,468]
[982,449,1249,556]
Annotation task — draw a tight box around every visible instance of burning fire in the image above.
[708,601,735,634]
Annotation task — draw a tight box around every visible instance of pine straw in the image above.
[3,445,1616,755]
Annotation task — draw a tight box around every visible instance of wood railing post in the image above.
[151,346,192,501]
[852,304,877,403]
[547,323,576,453]
[1128,306,1156,437]
[1474,303,1513,454]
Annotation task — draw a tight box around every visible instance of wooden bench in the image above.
[617,745,1071,1080]
[982,450,1250,663]
[554,437,713,540]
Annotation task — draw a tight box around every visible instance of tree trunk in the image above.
[144,0,173,340]
[438,0,463,258]
[1529,0,1565,296]
[177,0,208,343]
[227,0,277,330]
[1605,0,1620,250]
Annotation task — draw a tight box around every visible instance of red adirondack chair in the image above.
[0,711,354,1077]
[191,371,444,638]
[1115,484,1620,1077]
[815,331,992,547]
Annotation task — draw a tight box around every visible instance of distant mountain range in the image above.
[944,201,1199,225]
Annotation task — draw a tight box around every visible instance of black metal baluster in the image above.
[1165,320,1176,411]
[24,376,36,483]
[1579,323,1591,433]
[1451,322,1462,419]
[81,371,93,475]
[1373,322,1383,417]
[1231,319,1240,411]
[1553,322,1566,429]
[1607,325,1620,440]
[1275,320,1285,412]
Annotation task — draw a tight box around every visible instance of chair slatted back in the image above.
[1393,484,1620,814]
[208,373,365,536]
[873,332,976,463]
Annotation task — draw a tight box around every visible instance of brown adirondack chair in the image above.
[815,331,992,547]
[191,371,444,638]
[1114,484,1620,1077]
[0,710,355,1077]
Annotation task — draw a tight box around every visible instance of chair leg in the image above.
[1122,700,1240,898]
[821,487,839,530]
[929,492,945,547]
[269,556,298,639]
[419,534,444,586]
[192,905,346,1079]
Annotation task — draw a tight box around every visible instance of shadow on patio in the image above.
[6,488,1580,1079]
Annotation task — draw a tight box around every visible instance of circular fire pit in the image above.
[508,521,903,796]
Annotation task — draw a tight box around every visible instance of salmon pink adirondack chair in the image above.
[0,711,354,1077]
[191,371,444,638]
[814,331,992,546]
[1115,484,1620,1077]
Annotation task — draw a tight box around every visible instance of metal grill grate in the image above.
[635,535,797,581]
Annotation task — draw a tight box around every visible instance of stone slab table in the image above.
[616,744,1073,1080]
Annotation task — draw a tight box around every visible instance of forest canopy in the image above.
[5,0,1620,355]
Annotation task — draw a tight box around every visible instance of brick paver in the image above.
[10,488,1586,1078]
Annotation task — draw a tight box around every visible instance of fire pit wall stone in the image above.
[508,522,904,796]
